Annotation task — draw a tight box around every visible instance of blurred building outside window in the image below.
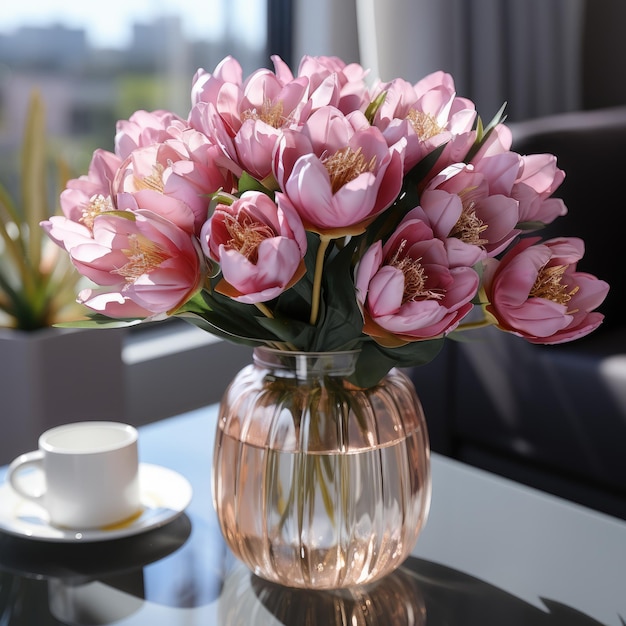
[0,2,273,420]
[0,0,268,197]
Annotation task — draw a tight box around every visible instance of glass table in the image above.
[1,405,625,625]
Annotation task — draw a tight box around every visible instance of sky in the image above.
[0,0,266,49]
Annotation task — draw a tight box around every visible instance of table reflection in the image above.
[0,515,192,625]
[217,556,610,626]
[0,514,192,580]
[0,513,616,625]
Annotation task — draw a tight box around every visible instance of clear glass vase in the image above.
[212,347,431,589]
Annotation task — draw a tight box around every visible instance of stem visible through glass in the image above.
[309,234,333,326]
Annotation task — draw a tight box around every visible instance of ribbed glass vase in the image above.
[212,347,431,589]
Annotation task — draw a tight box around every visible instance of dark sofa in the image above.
[412,106,626,520]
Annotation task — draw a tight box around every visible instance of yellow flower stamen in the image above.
[113,234,170,282]
[530,264,579,308]
[242,99,286,128]
[407,110,445,141]
[80,194,114,230]
[450,199,489,246]
[134,163,165,194]
[224,213,274,264]
[322,147,376,194]
[389,240,444,303]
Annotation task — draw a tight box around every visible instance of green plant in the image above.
[0,91,84,330]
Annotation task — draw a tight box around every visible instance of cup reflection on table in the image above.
[0,513,194,626]
[48,573,144,626]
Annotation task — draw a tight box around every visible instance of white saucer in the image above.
[0,463,192,542]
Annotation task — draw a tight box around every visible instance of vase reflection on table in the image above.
[218,559,427,625]
[213,347,431,589]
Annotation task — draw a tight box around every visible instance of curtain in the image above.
[355,0,585,122]
[291,0,360,65]
[581,0,626,109]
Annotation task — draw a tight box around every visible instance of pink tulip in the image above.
[425,162,520,256]
[191,55,244,108]
[114,109,187,159]
[371,72,476,172]
[76,290,160,319]
[470,124,567,227]
[201,191,307,304]
[483,237,609,343]
[42,214,97,255]
[512,153,567,226]
[471,146,521,197]
[190,56,311,182]
[356,214,479,345]
[189,57,245,176]
[290,55,370,113]
[70,209,202,318]
[274,106,405,235]
[408,190,487,268]
[471,123,513,159]
[231,70,310,180]
[59,149,121,227]
[113,138,231,234]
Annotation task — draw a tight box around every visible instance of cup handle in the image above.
[7,450,46,503]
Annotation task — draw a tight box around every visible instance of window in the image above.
[0,1,276,422]
[0,1,269,180]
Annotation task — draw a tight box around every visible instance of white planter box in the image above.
[0,327,127,463]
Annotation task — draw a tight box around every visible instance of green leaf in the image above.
[516,220,546,231]
[176,289,281,346]
[350,338,444,387]
[0,178,21,226]
[311,238,363,351]
[21,91,48,275]
[273,288,313,332]
[464,102,508,163]
[1,90,83,330]
[179,312,266,347]
[238,171,275,197]
[287,231,318,304]
[256,315,316,348]
[404,143,447,190]
[364,91,387,123]
[483,101,508,136]
[384,337,445,367]
[100,210,137,221]
[54,316,143,329]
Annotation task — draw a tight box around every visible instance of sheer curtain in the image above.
[355,0,585,122]
[292,0,360,64]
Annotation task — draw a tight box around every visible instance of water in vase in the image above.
[214,427,431,589]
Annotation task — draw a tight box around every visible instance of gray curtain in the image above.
[356,0,585,122]
[581,0,626,109]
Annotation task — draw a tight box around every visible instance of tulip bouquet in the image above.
[42,54,609,386]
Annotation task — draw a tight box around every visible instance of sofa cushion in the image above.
[509,106,626,333]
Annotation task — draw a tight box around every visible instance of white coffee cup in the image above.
[7,421,141,529]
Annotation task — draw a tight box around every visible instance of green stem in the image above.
[309,234,332,326]
[255,302,274,319]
